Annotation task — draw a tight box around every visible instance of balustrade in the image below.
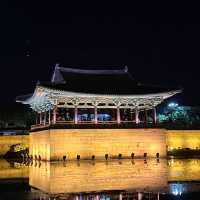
[34,106,157,126]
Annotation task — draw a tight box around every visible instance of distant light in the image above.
[168,102,178,108]
[170,183,185,196]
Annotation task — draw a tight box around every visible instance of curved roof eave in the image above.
[37,85,182,99]
[18,85,182,104]
[16,86,47,104]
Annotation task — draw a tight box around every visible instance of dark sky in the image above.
[0,2,200,106]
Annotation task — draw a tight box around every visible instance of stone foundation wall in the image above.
[29,129,167,161]
[29,130,50,161]
[2,129,200,159]
[166,130,200,150]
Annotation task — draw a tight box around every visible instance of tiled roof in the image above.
[38,65,179,95]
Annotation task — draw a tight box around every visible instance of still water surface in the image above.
[0,159,200,199]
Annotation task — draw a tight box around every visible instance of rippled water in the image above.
[0,159,200,199]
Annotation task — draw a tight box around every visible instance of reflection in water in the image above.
[168,159,200,181]
[29,159,168,194]
[0,159,200,199]
[170,183,186,196]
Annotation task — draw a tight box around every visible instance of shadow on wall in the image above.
[3,144,29,160]
[168,148,200,157]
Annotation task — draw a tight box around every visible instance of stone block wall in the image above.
[2,129,200,160]
[29,128,167,161]
[166,130,200,150]
[29,130,50,161]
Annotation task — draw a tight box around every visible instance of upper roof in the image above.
[38,64,180,95]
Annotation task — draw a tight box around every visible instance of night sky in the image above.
[0,2,200,106]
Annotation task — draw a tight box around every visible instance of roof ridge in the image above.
[51,64,132,84]
[58,65,129,75]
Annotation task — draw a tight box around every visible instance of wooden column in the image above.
[119,193,123,200]
[43,111,46,125]
[157,192,160,200]
[53,107,57,124]
[94,106,98,124]
[95,195,100,200]
[39,112,42,124]
[135,108,139,124]
[48,109,51,124]
[153,107,157,124]
[138,192,143,200]
[74,106,78,124]
[117,107,121,124]
[75,195,79,200]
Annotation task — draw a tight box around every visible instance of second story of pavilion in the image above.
[16,64,181,126]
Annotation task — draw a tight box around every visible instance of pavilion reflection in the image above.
[45,191,162,200]
[2,159,200,199]
[29,159,168,194]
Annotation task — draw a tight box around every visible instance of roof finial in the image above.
[124,65,128,72]
[36,80,40,85]
[55,63,60,69]
[51,63,65,83]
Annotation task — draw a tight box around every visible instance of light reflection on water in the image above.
[1,159,200,199]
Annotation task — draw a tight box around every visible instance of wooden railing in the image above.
[30,121,157,131]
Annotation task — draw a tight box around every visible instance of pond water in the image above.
[0,159,200,199]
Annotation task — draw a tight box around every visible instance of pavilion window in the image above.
[78,108,94,122]
[57,108,74,122]
[66,108,74,121]
[138,110,148,123]
[120,109,133,121]
[98,108,117,122]
[57,108,65,121]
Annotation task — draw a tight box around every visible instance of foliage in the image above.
[0,103,35,129]
[158,106,200,125]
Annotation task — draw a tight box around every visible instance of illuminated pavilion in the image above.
[17,64,181,128]
[16,64,183,161]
